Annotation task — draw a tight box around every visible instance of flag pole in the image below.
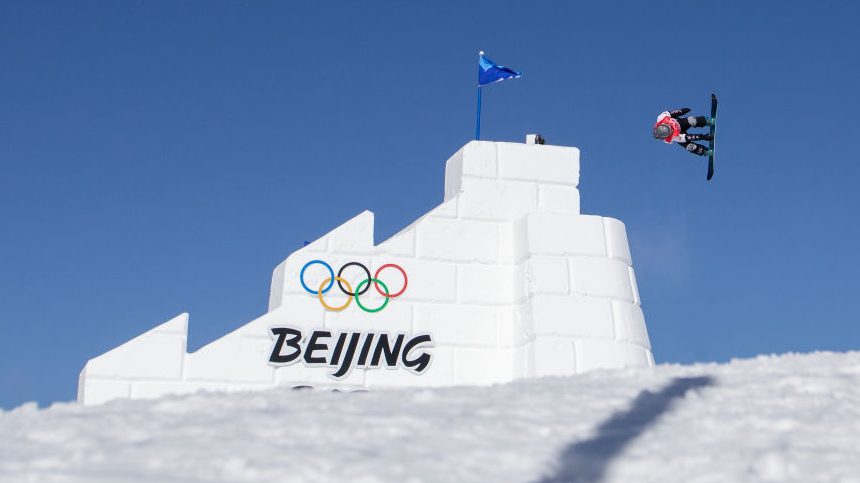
[475,85,482,140]
[475,50,484,140]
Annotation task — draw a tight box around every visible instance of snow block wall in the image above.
[78,140,654,405]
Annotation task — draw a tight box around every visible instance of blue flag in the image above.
[478,51,522,86]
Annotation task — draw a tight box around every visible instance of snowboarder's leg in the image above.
[678,116,711,130]
[678,141,709,156]
[685,133,712,142]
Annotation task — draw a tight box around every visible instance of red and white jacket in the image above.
[654,112,683,144]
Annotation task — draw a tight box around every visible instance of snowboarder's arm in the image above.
[669,108,691,118]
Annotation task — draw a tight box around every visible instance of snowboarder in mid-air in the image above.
[654,94,718,180]
[652,107,714,156]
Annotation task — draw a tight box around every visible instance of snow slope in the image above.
[3,351,860,483]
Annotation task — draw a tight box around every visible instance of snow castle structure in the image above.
[78,139,654,405]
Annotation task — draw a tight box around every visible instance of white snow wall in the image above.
[78,141,654,405]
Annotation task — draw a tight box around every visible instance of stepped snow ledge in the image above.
[78,140,654,405]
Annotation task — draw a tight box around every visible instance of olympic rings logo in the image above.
[300,260,408,313]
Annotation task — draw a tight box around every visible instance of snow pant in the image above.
[677,116,712,156]
[678,116,710,130]
[678,141,709,156]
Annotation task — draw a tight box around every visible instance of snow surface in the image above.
[3,351,860,483]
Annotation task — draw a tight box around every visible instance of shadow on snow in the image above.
[537,375,715,483]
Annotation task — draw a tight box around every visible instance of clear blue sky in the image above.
[2,1,858,408]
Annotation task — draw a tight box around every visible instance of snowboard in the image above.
[707,93,718,180]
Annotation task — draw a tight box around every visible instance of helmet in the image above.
[652,123,672,140]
